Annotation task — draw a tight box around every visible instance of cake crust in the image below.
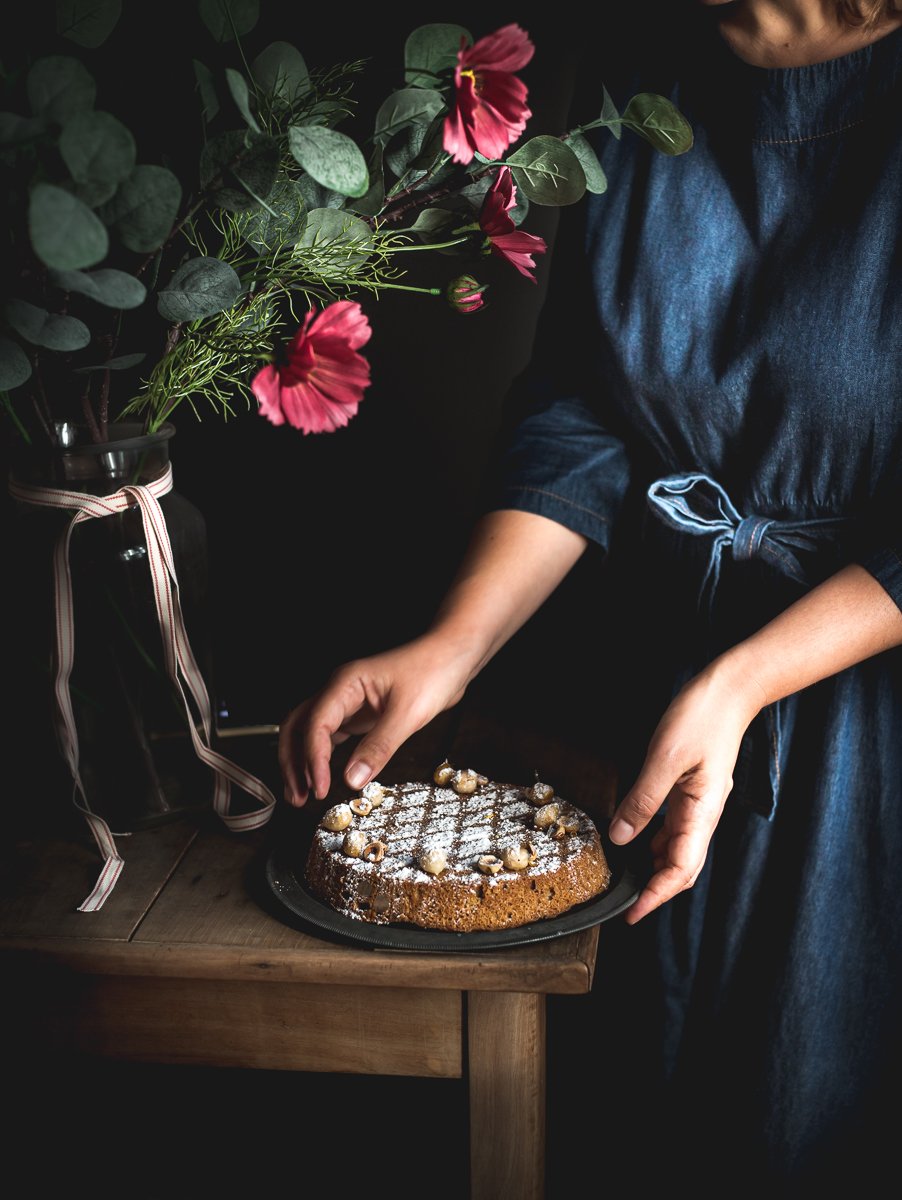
[304,772,612,932]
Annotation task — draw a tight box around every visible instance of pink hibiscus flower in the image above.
[251,300,372,434]
[479,167,547,282]
[443,24,534,165]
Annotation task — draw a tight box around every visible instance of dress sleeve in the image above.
[480,196,633,556]
[857,545,902,613]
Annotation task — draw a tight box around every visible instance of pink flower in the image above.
[479,167,547,282]
[446,274,487,314]
[443,24,534,165]
[251,300,372,434]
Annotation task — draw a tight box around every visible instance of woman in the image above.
[279,0,902,1185]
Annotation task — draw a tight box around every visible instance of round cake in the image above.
[304,762,613,932]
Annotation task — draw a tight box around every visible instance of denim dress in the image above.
[487,12,902,1184]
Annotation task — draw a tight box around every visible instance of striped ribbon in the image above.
[9,463,276,911]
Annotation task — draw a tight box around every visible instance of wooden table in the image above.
[0,703,618,1199]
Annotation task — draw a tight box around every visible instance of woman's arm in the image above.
[279,508,588,804]
[610,563,902,923]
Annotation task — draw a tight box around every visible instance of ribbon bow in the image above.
[9,464,276,911]
[647,473,847,614]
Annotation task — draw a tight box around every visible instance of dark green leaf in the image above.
[27,56,95,124]
[198,0,259,43]
[74,352,146,372]
[409,207,457,233]
[506,136,586,206]
[404,23,470,88]
[59,110,136,203]
[298,209,373,278]
[251,41,310,102]
[373,88,445,147]
[565,132,607,195]
[0,112,46,147]
[600,86,621,139]
[296,174,346,211]
[157,256,243,322]
[56,0,122,48]
[99,164,182,251]
[200,129,280,211]
[193,60,220,123]
[225,68,260,132]
[49,267,147,309]
[621,93,693,156]
[288,125,368,199]
[344,145,385,218]
[0,337,33,390]
[29,183,108,268]
[5,299,91,350]
[239,176,307,251]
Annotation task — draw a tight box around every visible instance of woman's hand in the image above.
[610,563,902,924]
[608,658,764,925]
[278,633,475,807]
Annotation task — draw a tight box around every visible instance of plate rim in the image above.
[263,837,642,952]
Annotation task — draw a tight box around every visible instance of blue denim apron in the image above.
[487,12,902,1183]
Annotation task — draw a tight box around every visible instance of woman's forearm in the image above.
[425,507,589,682]
[713,563,902,709]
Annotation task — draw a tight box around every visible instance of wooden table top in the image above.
[0,699,619,996]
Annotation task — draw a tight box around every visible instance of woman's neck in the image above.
[715,0,902,67]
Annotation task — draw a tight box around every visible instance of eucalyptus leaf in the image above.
[506,136,586,206]
[298,209,373,278]
[100,164,182,251]
[251,41,310,102]
[59,110,136,200]
[74,352,146,372]
[29,183,109,269]
[295,174,346,211]
[56,0,122,48]
[238,176,307,251]
[565,132,607,195]
[0,112,47,147]
[157,256,243,322]
[200,129,279,211]
[225,68,260,132]
[0,337,33,390]
[49,268,147,309]
[404,23,470,88]
[373,88,445,147]
[194,60,220,123]
[409,207,457,234]
[345,145,385,218]
[27,56,95,125]
[622,93,693,156]
[598,86,622,139]
[288,125,369,199]
[5,299,91,351]
[198,0,259,43]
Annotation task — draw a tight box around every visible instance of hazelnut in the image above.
[433,760,455,786]
[533,802,561,829]
[452,768,480,795]
[321,803,353,831]
[341,829,368,858]
[419,847,448,876]
[349,797,373,816]
[527,780,555,806]
[361,781,385,806]
[361,839,388,863]
[501,843,532,871]
[477,854,503,876]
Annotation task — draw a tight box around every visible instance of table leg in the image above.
[467,990,545,1199]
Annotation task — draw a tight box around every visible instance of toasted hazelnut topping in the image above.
[477,854,503,876]
[349,797,373,816]
[433,760,455,786]
[419,847,448,876]
[452,768,479,795]
[341,829,368,858]
[526,841,539,865]
[533,802,561,829]
[501,843,532,871]
[362,781,385,806]
[321,803,353,831]
[361,839,388,863]
[527,780,555,806]
[551,814,579,839]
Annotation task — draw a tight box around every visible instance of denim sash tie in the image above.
[646,472,850,818]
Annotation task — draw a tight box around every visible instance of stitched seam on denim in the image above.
[753,117,865,146]
[514,486,611,525]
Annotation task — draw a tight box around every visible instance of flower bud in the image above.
[446,274,487,314]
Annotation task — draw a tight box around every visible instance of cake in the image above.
[304,762,613,932]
